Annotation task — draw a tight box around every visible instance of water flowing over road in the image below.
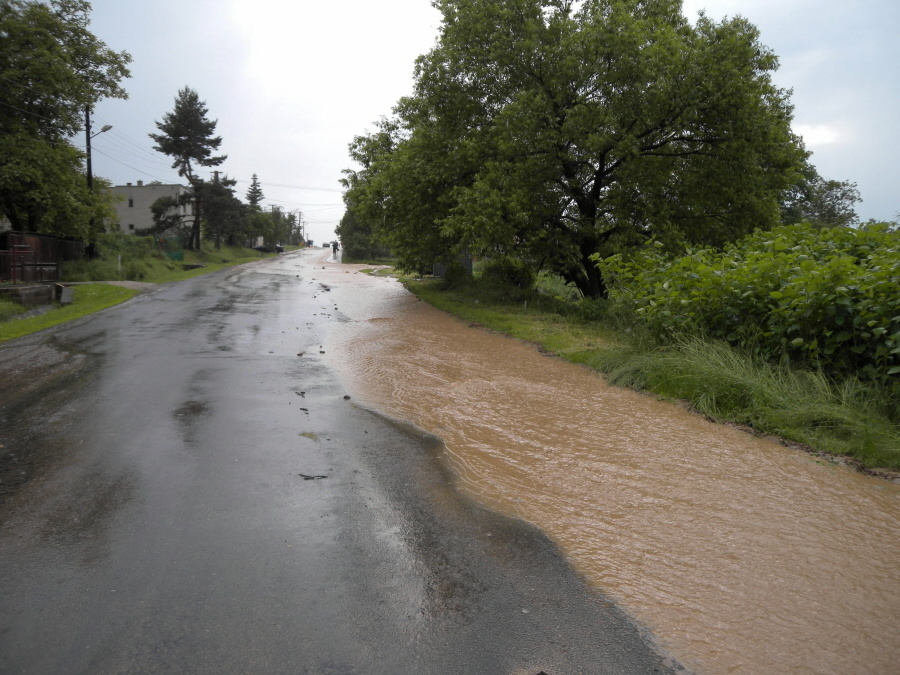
[0,250,676,674]
[318,250,900,674]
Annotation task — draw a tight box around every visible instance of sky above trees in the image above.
[83,0,898,244]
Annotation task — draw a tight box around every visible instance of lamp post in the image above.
[84,108,112,257]
[84,106,112,191]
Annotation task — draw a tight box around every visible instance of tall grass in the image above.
[0,297,25,323]
[591,336,897,467]
[61,234,271,283]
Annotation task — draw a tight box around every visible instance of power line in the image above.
[90,147,177,183]
[232,178,344,193]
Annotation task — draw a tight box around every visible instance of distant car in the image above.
[275,244,284,253]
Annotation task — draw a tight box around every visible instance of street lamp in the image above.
[84,107,112,191]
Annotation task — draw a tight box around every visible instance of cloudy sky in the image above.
[84,0,898,244]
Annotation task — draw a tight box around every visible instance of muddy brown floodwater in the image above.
[307,251,900,674]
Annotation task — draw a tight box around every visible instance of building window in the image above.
[128,224,134,231]
[128,198,134,207]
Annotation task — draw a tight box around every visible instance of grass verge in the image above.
[1,239,281,343]
[0,297,25,323]
[61,242,272,284]
[404,277,900,471]
[0,284,138,343]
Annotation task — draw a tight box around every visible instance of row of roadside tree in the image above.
[338,0,889,293]
[339,0,898,395]
[1,1,297,252]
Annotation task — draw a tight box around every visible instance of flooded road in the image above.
[0,252,675,673]
[317,251,900,674]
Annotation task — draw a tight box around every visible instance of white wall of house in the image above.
[110,180,192,234]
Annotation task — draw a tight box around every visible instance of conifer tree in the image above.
[150,87,226,249]
[246,174,265,211]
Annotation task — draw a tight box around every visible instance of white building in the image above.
[110,180,193,234]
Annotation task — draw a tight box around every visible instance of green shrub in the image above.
[479,256,536,289]
[597,223,900,393]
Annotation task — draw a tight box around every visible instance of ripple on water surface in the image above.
[309,254,900,675]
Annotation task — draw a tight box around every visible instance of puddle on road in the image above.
[301,251,900,674]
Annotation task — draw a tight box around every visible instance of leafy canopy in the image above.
[0,0,131,237]
[598,223,900,391]
[343,0,805,297]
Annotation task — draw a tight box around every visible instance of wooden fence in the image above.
[0,232,84,283]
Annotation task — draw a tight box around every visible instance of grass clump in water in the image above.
[594,337,898,468]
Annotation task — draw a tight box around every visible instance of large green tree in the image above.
[344,0,805,297]
[780,160,861,228]
[201,173,246,248]
[335,207,390,260]
[0,0,131,237]
[149,87,226,249]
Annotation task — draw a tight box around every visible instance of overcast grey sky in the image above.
[84,0,898,244]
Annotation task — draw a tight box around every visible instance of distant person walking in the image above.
[332,241,339,259]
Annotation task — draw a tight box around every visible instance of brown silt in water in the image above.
[314,253,900,675]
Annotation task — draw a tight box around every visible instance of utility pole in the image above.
[211,171,221,249]
[84,107,112,191]
[85,107,94,192]
[84,107,112,256]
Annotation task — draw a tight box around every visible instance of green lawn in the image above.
[0,284,138,343]
[1,242,280,343]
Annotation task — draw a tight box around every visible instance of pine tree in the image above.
[150,87,226,249]
[246,174,264,211]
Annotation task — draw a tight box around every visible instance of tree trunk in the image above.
[191,195,202,250]
[573,250,608,299]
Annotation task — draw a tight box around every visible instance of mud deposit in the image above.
[311,252,900,674]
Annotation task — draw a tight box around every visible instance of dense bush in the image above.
[597,224,900,391]
[479,256,536,290]
[62,233,177,282]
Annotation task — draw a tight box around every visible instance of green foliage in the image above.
[62,233,174,281]
[0,283,137,343]
[598,223,900,392]
[780,160,861,228]
[335,208,390,260]
[200,174,246,248]
[479,256,536,290]
[149,87,226,183]
[0,296,25,322]
[149,87,226,249]
[405,277,900,468]
[246,205,299,248]
[146,192,192,239]
[61,234,271,283]
[245,173,264,210]
[343,0,805,298]
[594,337,898,467]
[0,0,131,237]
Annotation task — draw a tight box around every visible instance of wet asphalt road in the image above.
[0,251,675,674]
